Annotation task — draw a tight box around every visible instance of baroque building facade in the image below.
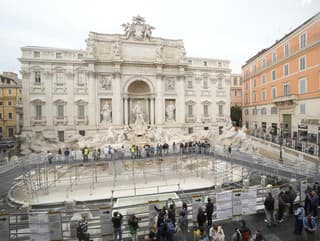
[20,16,231,141]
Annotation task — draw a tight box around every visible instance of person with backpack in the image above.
[239,220,251,241]
[112,211,123,241]
[303,213,317,241]
[128,213,139,241]
[166,198,176,226]
[179,209,188,241]
[166,218,176,241]
[293,203,305,235]
[231,228,242,241]
[76,215,89,241]
[264,192,276,226]
[206,198,214,227]
[197,207,207,230]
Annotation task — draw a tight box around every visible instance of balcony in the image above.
[31,117,47,126]
[201,116,211,123]
[272,95,297,105]
[53,116,68,125]
[75,116,88,125]
[185,116,196,123]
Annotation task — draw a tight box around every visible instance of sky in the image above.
[0,0,319,75]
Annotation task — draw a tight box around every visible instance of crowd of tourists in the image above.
[46,140,213,164]
[263,183,319,241]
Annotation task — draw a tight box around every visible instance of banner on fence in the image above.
[48,211,62,241]
[0,212,9,241]
[192,195,203,221]
[100,206,113,241]
[232,189,242,220]
[29,212,50,241]
[216,191,232,219]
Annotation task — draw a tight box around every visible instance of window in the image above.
[253,92,257,102]
[188,127,193,134]
[8,101,12,106]
[261,108,267,115]
[0,113,2,119]
[8,88,12,95]
[34,51,40,57]
[283,64,289,76]
[253,64,257,73]
[283,83,290,96]
[271,107,277,114]
[253,79,257,87]
[252,109,257,115]
[299,78,307,94]
[262,89,266,101]
[188,60,192,64]
[187,105,193,117]
[262,58,266,68]
[8,112,13,119]
[234,90,237,96]
[58,131,64,142]
[271,70,276,81]
[245,82,249,90]
[299,56,306,71]
[232,77,236,86]
[78,53,83,59]
[79,130,86,136]
[56,52,62,58]
[203,104,209,117]
[78,72,85,85]
[244,109,249,115]
[78,105,85,119]
[300,33,306,49]
[218,79,223,89]
[203,79,208,89]
[35,71,41,84]
[271,86,277,99]
[204,127,209,130]
[56,72,64,85]
[187,79,193,89]
[8,127,14,137]
[300,103,306,114]
[57,105,64,119]
[0,126,2,134]
[284,43,290,57]
[262,75,266,84]
[272,52,277,64]
[35,104,42,120]
[0,101,2,105]
[218,62,222,67]
[203,61,207,66]
[218,104,223,116]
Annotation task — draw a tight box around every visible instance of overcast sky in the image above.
[0,0,319,75]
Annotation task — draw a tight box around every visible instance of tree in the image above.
[230,105,242,127]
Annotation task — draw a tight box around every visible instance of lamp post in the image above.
[279,123,284,163]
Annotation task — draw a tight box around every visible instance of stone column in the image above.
[155,75,164,125]
[176,75,186,123]
[150,98,155,125]
[124,97,128,125]
[112,72,121,125]
[129,98,132,125]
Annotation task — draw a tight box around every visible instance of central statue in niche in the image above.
[133,101,145,127]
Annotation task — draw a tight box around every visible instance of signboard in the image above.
[48,211,62,241]
[300,179,308,203]
[192,195,203,221]
[29,212,50,241]
[0,212,9,241]
[99,206,113,241]
[216,191,232,219]
[232,189,242,220]
[148,200,160,226]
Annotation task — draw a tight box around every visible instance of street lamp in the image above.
[279,123,284,163]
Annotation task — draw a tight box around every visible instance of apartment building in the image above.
[231,73,242,107]
[242,12,320,156]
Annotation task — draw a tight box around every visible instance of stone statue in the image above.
[101,76,112,89]
[166,102,175,121]
[144,24,154,40]
[101,102,111,123]
[156,46,162,60]
[167,79,175,90]
[121,16,155,41]
[121,23,133,39]
[113,41,120,57]
[133,101,145,127]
